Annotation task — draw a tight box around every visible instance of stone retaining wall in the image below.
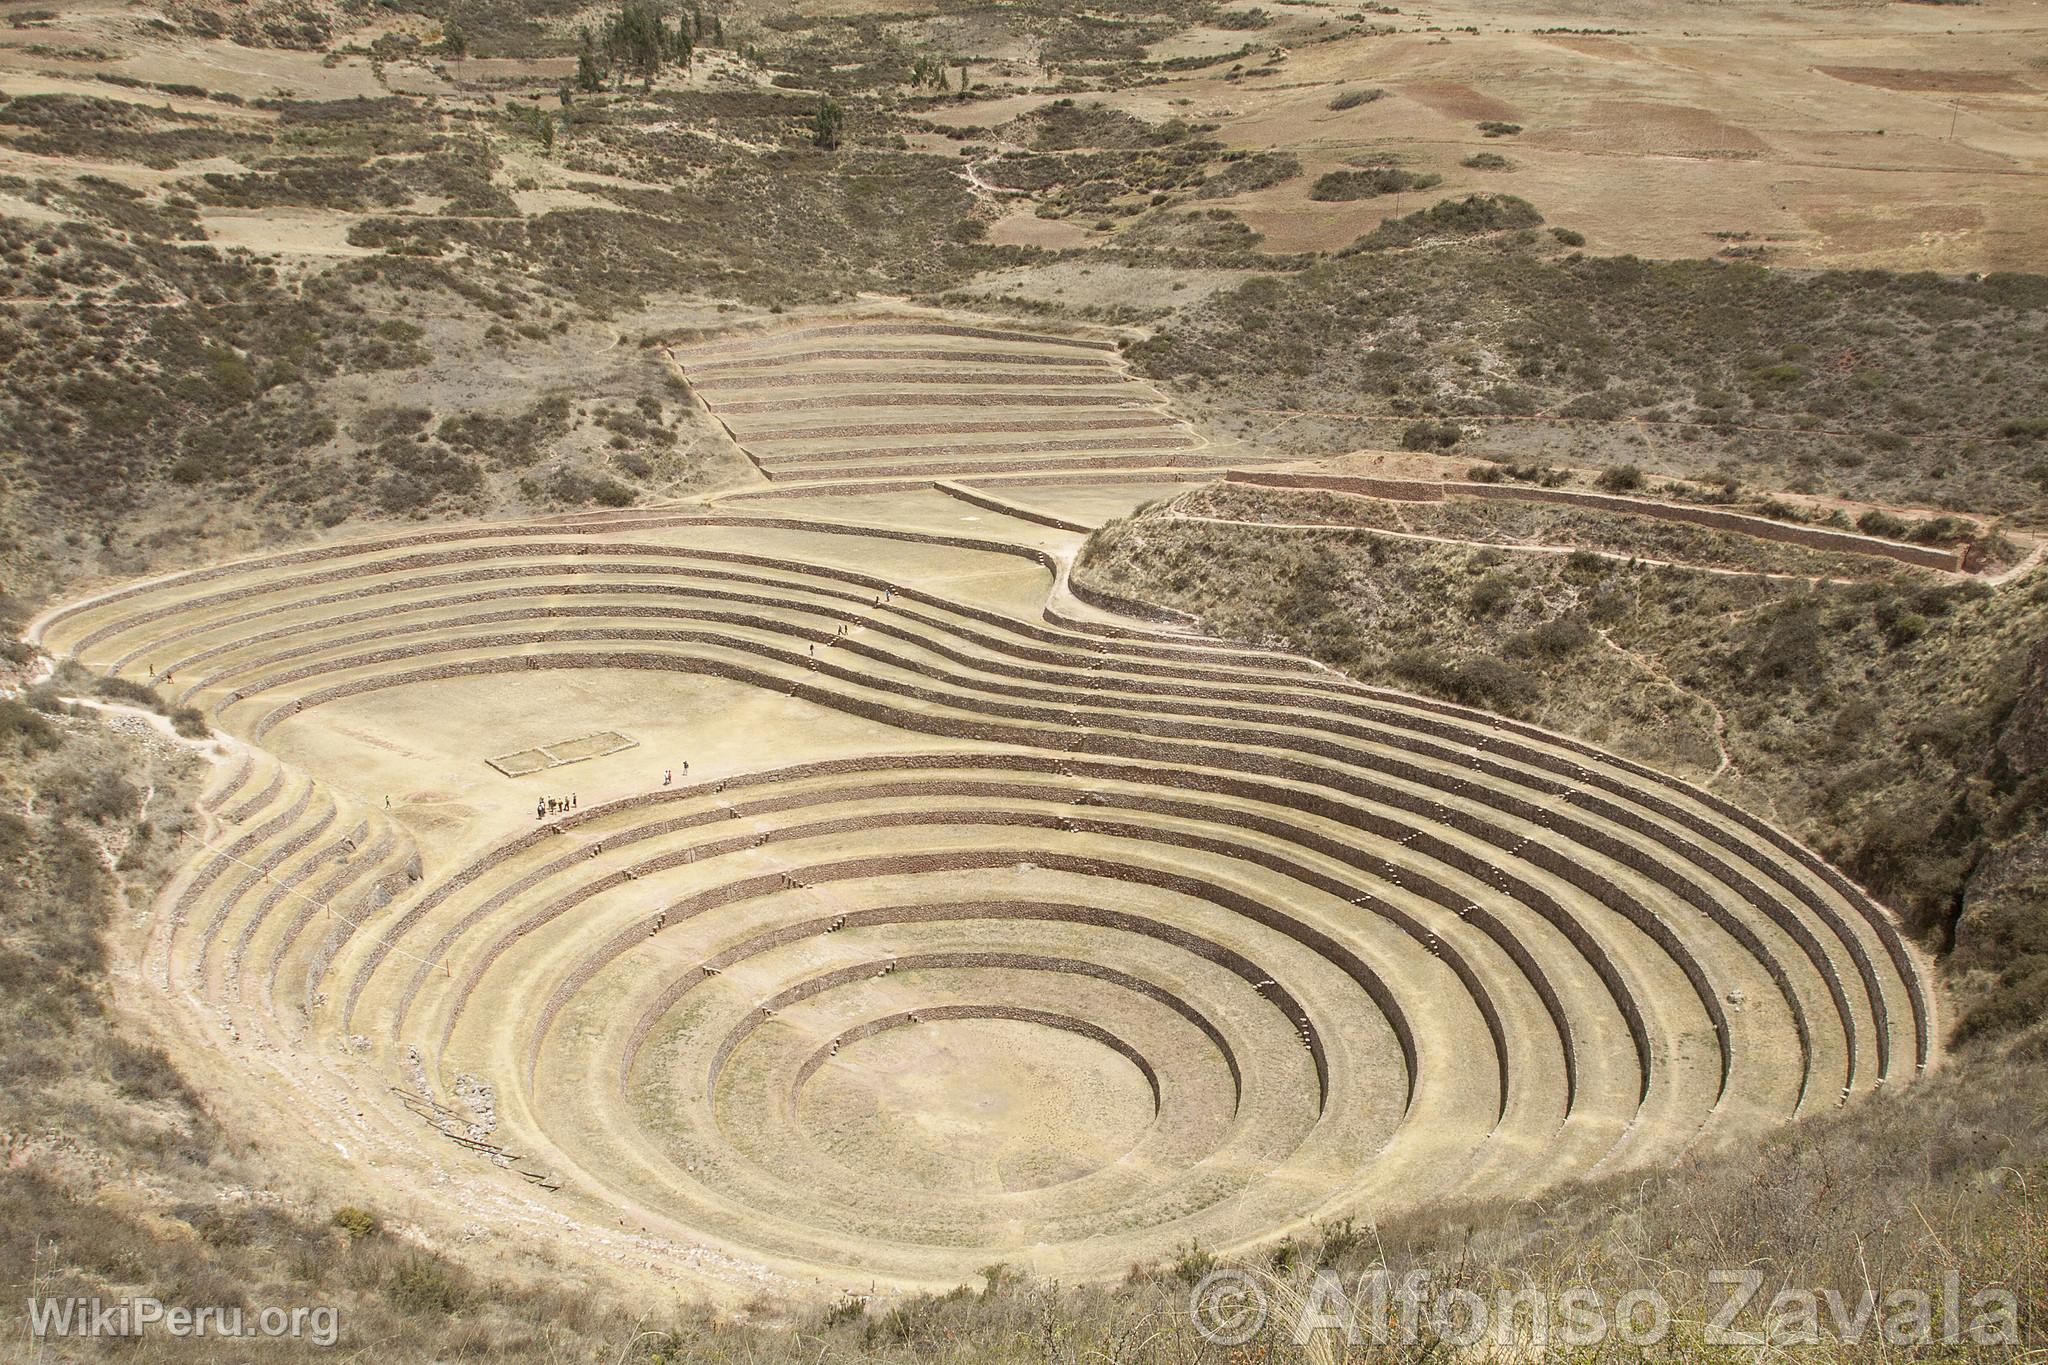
[1218,470,1965,572]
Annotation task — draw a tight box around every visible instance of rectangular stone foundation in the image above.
[488,730,638,777]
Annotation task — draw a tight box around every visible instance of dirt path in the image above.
[1162,510,1865,585]
[1595,628,1734,784]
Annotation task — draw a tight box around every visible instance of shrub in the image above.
[94,675,161,708]
[1522,618,1595,657]
[1466,573,1513,617]
[1461,152,1509,170]
[1169,1241,1215,1285]
[1477,121,1522,137]
[1194,150,1300,199]
[1308,167,1440,201]
[1857,509,1909,539]
[331,1206,381,1239]
[1344,194,1542,252]
[0,699,60,751]
[1953,959,2048,1045]
[386,1254,473,1314]
[59,764,141,823]
[1315,1217,1363,1266]
[1905,515,1973,545]
[1400,419,1461,450]
[1594,463,1643,492]
[1561,390,1626,421]
[1883,611,1929,647]
[1741,600,1824,685]
[1388,649,1534,711]
[1327,88,1384,110]
[107,1039,193,1104]
[1550,226,1584,247]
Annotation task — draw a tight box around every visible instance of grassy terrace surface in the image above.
[673,315,1234,484]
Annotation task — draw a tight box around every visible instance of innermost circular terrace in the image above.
[795,1016,1160,1196]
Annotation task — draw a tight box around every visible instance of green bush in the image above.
[1308,167,1439,201]
[1169,1241,1214,1286]
[1400,418,1462,450]
[1594,463,1643,492]
[1883,611,1929,647]
[93,675,161,708]
[1343,194,1542,252]
[1953,960,2048,1045]
[1906,515,1973,545]
[386,1253,474,1314]
[331,1206,380,1238]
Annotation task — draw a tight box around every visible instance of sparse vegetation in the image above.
[1308,166,1441,201]
[1130,241,2048,512]
[1327,87,1384,110]
[1341,193,1543,250]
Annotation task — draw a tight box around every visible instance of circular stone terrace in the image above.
[26,313,1937,1295]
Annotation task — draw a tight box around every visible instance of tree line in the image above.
[576,1,723,92]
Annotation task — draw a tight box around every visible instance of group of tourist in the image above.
[534,759,695,820]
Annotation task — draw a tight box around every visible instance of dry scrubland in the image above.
[0,0,2046,1356]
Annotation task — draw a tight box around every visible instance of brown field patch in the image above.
[1539,35,1639,60]
[1398,79,1518,123]
[1568,100,1770,155]
[1816,66,2032,94]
